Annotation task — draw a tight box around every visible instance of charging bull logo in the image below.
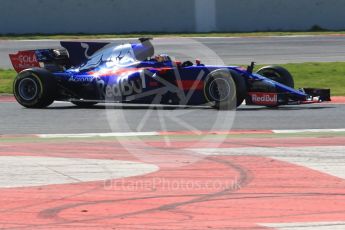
[9,51,40,73]
[250,92,278,105]
[81,43,92,59]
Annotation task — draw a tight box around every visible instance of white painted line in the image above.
[36,128,345,138]
[191,146,345,157]
[0,156,158,188]
[273,128,345,134]
[7,38,139,42]
[7,35,338,43]
[38,132,159,138]
[191,146,345,179]
[261,222,345,230]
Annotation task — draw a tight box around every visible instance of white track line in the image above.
[36,128,345,138]
[12,35,340,43]
[261,222,345,230]
[38,132,159,138]
[0,156,158,188]
[273,128,345,134]
[191,146,345,179]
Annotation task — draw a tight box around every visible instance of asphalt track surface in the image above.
[1,101,345,134]
[1,35,345,69]
[1,36,345,134]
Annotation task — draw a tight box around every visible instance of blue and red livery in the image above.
[9,38,330,110]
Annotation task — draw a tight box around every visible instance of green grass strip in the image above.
[1,62,345,95]
[0,69,14,94]
[1,31,345,40]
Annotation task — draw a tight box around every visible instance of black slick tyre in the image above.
[204,69,242,110]
[13,68,56,108]
[257,66,294,88]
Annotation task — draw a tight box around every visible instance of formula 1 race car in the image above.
[9,38,331,110]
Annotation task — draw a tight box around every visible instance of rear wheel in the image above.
[13,68,56,108]
[257,66,294,88]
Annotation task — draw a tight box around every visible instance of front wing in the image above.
[246,88,331,106]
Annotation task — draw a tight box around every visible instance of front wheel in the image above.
[257,66,294,88]
[13,68,56,108]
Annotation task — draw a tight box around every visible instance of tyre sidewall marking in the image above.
[204,71,236,104]
[208,78,231,102]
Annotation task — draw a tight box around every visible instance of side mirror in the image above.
[247,61,256,74]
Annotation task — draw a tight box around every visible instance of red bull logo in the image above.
[250,92,278,105]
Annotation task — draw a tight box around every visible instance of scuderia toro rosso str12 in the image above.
[9,38,331,110]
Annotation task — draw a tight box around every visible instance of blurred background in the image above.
[1,0,345,34]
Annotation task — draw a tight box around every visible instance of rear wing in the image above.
[9,49,70,73]
[9,39,153,73]
[9,41,109,73]
[9,50,41,73]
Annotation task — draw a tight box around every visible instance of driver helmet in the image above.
[154,54,171,63]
